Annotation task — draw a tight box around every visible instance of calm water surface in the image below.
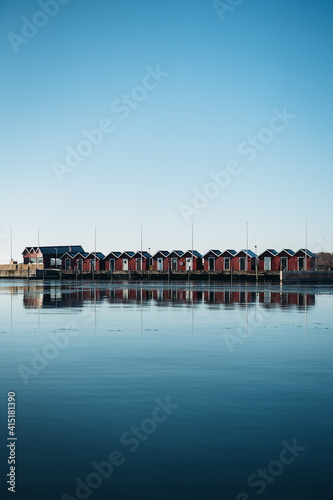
[0,280,332,500]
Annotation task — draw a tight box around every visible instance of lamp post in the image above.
[55,247,58,269]
[148,247,151,270]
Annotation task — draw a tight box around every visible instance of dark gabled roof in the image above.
[132,251,152,259]
[104,251,122,259]
[85,252,105,260]
[236,249,257,258]
[221,249,237,256]
[23,245,84,255]
[152,250,169,258]
[42,245,84,255]
[183,250,203,258]
[169,250,184,257]
[119,251,135,258]
[74,252,89,259]
[296,248,317,258]
[258,249,278,258]
[203,249,222,258]
[277,249,295,256]
[59,252,78,259]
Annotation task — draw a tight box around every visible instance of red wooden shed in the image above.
[178,251,203,271]
[258,249,278,271]
[104,252,122,271]
[129,251,151,271]
[167,251,184,271]
[293,249,317,271]
[82,252,105,272]
[275,249,295,271]
[231,250,257,271]
[220,250,237,271]
[117,252,135,271]
[152,251,170,271]
[203,250,223,271]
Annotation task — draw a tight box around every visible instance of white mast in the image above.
[305,220,308,271]
[94,226,97,270]
[191,223,194,271]
[141,225,143,271]
[245,222,249,272]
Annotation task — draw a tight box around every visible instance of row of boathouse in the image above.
[22,246,317,272]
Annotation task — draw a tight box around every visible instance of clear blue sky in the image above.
[0,0,332,262]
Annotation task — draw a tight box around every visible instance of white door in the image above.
[157,258,163,271]
[186,258,192,271]
[171,259,177,271]
[123,259,128,271]
[264,257,271,271]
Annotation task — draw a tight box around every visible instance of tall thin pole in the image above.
[10,228,12,265]
[94,227,97,271]
[305,220,308,271]
[191,223,194,271]
[37,227,40,269]
[141,225,143,272]
[245,222,249,272]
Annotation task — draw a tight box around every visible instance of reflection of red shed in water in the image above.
[258,249,278,271]
[153,288,170,301]
[152,251,170,271]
